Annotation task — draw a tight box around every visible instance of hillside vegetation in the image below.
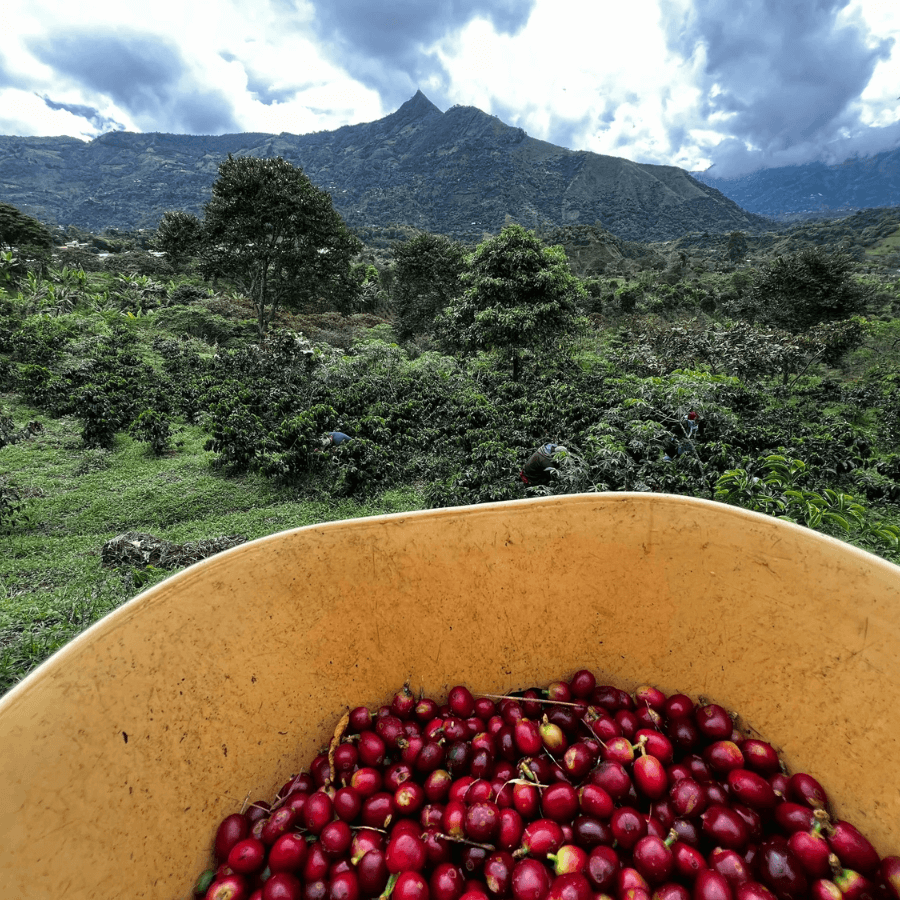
[0,92,769,243]
[2,191,900,694]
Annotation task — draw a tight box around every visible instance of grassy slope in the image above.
[0,393,423,693]
[865,224,900,263]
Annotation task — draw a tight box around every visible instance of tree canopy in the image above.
[391,231,468,340]
[0,203,55,254]
[153,210,203,270]
[0,203,55,281]
[742,247,869,332]
[436,224,587,380]
[199,155,361,335]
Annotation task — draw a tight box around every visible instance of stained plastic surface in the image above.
[1,494,899,899]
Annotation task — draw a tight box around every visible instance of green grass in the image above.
[0,394,424,694]
[865,225,900,260]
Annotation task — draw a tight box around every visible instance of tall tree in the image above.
[153,210,203,270]
[436,225,587,380]
[742,248,869,332]
[0,203,55,282]
[391,231,467,340]
[199,155,361,335]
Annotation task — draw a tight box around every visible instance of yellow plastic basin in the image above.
[1,494,899,899]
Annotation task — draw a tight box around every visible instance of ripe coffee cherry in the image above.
[386,831,427,874]
[756,841,808,900]
[695,705,733,741]
[194,678,895,900]
[449,686,476,719]
[694,870,733,900]
[512,858,552,900]
[611,807,647,851]
[701,805,749,851]
[518,819,565,858]
[542,783,579,823]
[569,670,596,699]
[726,769,777,811]
[788,774,829,811]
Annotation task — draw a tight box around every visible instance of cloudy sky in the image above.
[1,0,898,177]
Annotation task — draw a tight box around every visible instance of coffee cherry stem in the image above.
[479,693,584,708]
[225,792,272,815]
[326,710,351,788]
[379,872,400,900]
[431,831,497,852]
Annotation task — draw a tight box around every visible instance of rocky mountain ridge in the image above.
[0,91,769,243]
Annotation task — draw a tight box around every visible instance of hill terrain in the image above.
[0,91,769,243]
[694,148,900,221]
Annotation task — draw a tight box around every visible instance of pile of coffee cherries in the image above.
[194,674,900,900]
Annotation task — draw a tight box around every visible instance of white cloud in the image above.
[434,0,713,168]
[0,0,898,174]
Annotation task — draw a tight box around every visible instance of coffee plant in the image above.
[73,385,118,449]
[0,213,898,566]
[262,404,338,484]
[128,409,175,456]
[0,478,28,535]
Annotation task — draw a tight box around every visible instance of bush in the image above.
[0,408,14,448]
[330,437,397,498]
[100,250,174,278]
[424,441,521,507]
[129,409,175,456]
[262,404,337,484]
[73,386,118,448]
[153,304,252,346]
[742,248,869,331]
[203,402,269,473]
[16,364,71,414]
[0,479,28,535]
[167,284,207,305]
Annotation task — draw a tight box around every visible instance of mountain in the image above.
[694,148,900,221]
[0,91,770,243]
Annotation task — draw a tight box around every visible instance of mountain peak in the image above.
[393,90,442,120]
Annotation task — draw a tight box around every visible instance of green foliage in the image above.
[152,303,252,346]
[100,250,173,278]
[73,386,118,449]
[329,436,396,498]
[424,441,522,507]
[167,283,207,305]
[617,317,867,383]
[741,248,869,332]
[0,478,28,535]
[203,402,268,472]
[128,409,175,456]
[15,364,70,413]
[726,231,748,264]
[437,225,587,380]
[391,231,467,339]
[153,211,203,269]
[199,155,362,335]
[6,316,73,364]
[0,203,54,282]
[714,454,899,556]
[263,404,338,484]
[1,234,900,588]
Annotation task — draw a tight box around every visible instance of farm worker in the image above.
[663,411,700,461]
[684,411,700,438]
[520,443,567,486]
[321,431,352,448]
